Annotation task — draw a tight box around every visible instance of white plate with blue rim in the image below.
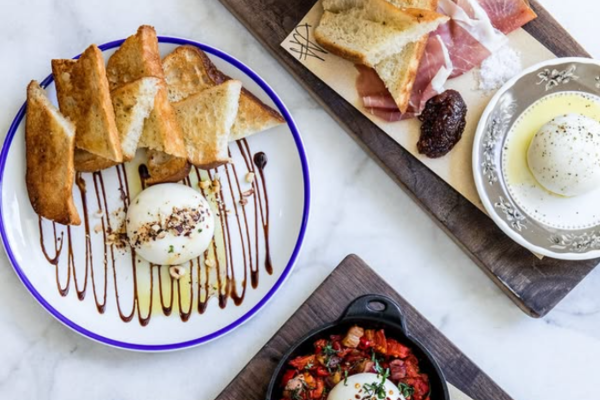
[473,57,600,260]
[0,36,310,351]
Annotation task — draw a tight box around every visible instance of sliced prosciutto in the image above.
[356,0,537,120]
[478,0,537,34]
[435,21,491,79]
[355,65,403,122]
[436,0,507,78]
[409,34,454,113]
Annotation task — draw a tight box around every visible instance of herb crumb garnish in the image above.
[168,245,174,253]
[399,382,415,399]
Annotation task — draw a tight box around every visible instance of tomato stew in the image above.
[278,325,430,400]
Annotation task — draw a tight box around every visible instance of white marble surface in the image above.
[0,1,599,399]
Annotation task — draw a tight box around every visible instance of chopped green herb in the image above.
[362,368,390,400]
[322,342,339,372]
[290,388,303,400]
[372,351,384,375]
[361,354,391,400]
[304,362,313,370]
[322,343,337,357]
[168,245,174,253]
[198,228,203,233]
[343,370,349,386]
[399,382,415,399]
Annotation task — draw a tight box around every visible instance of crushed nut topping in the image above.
[245,172,255,183]
[129,206,209,248]
[106,225,129,249]
[212,178,221,193]
[242,188,254,197]
[198,179,211,190]
[169,266,187,280]
[205,258,216,268]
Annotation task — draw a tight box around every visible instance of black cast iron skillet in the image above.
[266,294,450,400]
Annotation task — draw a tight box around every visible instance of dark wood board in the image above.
[216,255,512,400]
[218,0,599,318]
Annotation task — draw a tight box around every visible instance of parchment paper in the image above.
[280,1,555,211]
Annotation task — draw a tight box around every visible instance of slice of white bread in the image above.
[52,45,123,162]
[107,25,187,159]
[138,84,187,157]
[74,77,161,172]
[374,0,438,112]
[26,81,81,226]
[106,25,164,90]
[163,45,217,101]
[112,77,160,161]
[163,45,285,141]
[315,0,448,67]
[173,80,242,169]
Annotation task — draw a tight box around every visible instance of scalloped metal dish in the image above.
[473,57,600,260]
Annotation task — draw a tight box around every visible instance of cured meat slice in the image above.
[437,0,505,78]
[443,0,507,53]
[355,64,403,120]
[409,34,454,113]
[355,64,390,97]
[354,0,536,120]
[367,107,404,122]
[363,95,399,110]
[477,0,537,34]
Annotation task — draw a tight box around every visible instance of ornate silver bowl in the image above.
[473,57,600,260]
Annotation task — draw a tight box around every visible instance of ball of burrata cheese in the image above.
[126,183,215,265]
[327,373,403,400]
[527,113,600,196]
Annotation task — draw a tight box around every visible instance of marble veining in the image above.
[1,1,600,400]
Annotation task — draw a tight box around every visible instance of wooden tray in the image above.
[216,255,512,400]
[219,0,599,318]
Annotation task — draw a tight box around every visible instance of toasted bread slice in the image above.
[138,83,187,157]
[315,0,448,67]
[374,41,427,112]
[74,77,161,172]
[26,81,81,226]
[106,25,165,90]
[231,88,285,141]
[52,45,123,162]
[173,80,242,169]
[163,45,285,141]
[145,150,191,185]
[107,26,187,159]
[74,149,118,172]
[374,0,438,112]
[163,45,219,101]
[112,77,160,161]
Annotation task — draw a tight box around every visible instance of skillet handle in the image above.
[341,294,407,332]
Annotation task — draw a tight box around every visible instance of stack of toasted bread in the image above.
[314,0,447,113]
[25,25,285,225]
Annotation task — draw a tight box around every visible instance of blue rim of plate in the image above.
[0,36,311,351]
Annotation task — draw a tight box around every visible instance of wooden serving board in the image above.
[216,255,512,400]
[218,0,599,318]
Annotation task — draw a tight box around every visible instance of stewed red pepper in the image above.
[279,326,431,400]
